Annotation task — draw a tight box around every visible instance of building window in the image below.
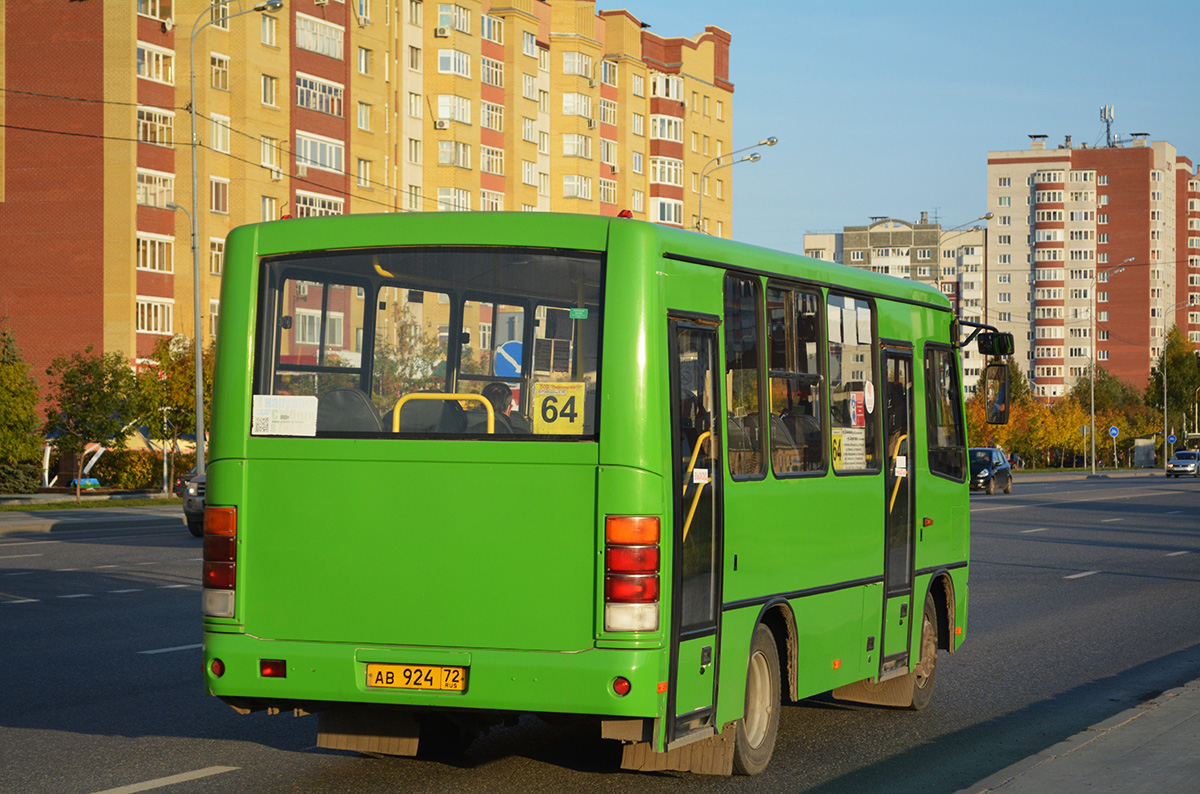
[137,297,174,335]
[295,191,344,217]
[136,169,174,208]
[650,73,682,100]
[210,178,229,214]
[650,115,683,142]
[437,49,470,78]
[137,0,171,21]
[209,299,221,338]
[438,140,471,168]
[296,73,345,116]
[261,195,277,222]
[631,151,643,174]
[438,3,471,33]
[631,189,644,213]
[296,15,344,60]
[563,134,591,159]
[137,43,175,85]
[356,158,371,188]
[209,238,225,275]
[136,233,173,273]
[480,146,504,176]
[600,99,617,126]
[408,45,422,71]
[562,93,591,118]
[408,138,421,164]
[210,54,229,90]
[437,94,471,124]
[563,174,592,200]
[436,187,471,212]
[650,198,682,226]
[599,179,617,205]
[601,140,617,166]
[522,31,536,58]
[261,74,277,106]
[601,60,617,86]
[482,56,503,87]
[631,72,645,97]
[522,160,535,186]
[296,132,345,173]
[650,157,683,187]
[480,190,503,211]
[563,52,592,77]
[261,14,277,46]
[357,102,372,131]
[481,14,503,43]
[481,101,503,132]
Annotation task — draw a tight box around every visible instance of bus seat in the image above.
[466,407,512,434]
[392,392,469,434]
[316,388,383,433]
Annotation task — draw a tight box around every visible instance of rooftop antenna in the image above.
[1100,105,1115,147]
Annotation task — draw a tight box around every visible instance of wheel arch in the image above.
[924,571,957,654]
[750,598,798,702]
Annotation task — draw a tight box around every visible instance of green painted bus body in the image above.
[204,212,969,754]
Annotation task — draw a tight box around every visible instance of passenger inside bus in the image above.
[466,382,531,434]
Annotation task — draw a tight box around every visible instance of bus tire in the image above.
[732,623,781,775]
[909,594,939,711]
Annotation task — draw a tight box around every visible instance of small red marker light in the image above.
[657,681,668,694]
[956,627,963,636]
[260,659,287,678]
[923,517,934,527]
[612,677,631,696]
[832,659,841,670]
[617,209,633,218]
[211,658,225,677]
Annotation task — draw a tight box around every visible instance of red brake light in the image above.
[203,561,236,589]
[605,545,659,573]
[260,659,287,678]
[203,533,236,563]
[605,574,659,603]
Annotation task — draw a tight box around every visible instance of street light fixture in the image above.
[1089,257,1132,476]
[184,0,284,477]
[695,136,777,233]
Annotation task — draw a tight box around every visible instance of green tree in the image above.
[1145,326,1200,456]
[44,347,139,502]
[0,327,43,492]
[135,335,213,493]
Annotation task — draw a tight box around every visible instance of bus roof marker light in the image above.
[617,209,633,218]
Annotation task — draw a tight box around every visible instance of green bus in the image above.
[202,212,1009,775]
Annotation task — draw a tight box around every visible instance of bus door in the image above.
[666,315,723,746]
[880,345,915,678]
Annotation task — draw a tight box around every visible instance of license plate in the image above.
[365,663,467,692]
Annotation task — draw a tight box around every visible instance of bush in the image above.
[90,450,163,490]
[0,461,41,494]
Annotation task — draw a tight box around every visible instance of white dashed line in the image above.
[58,593,94,599]
[1100,518,1123,523]
[89,765,238,794]
[138,643,203,655]
[3,599,39,604]
[1021,528,1050,533]
[109,589,143,594]
[0,553,42,560]
[1065,571,1101,579]
[157,584,189,589]
[1166,551,1190,557]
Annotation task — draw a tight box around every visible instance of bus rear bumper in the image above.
[203,632,665,719]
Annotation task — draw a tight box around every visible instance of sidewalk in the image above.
[956,677,1200,793]
[0,499,185,536]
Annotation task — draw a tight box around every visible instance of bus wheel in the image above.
[909,595,939,711]
[732,623,781,775]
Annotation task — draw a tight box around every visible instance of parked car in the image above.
[969,447,1013,494]
[183,474,206,537]
[173,466,197,497]
[1166,450,1199,478]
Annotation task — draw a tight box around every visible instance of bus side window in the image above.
[724,274,764,478]
[766,284,825,475]
[924,345,966,480]
[827,294,879,472]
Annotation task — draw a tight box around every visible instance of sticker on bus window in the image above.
[568,308,588,320]
[251,395,318,436]
[531,382,586,435]
[832,427,867,470]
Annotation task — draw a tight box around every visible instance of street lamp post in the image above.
[695,136,777,233]
[184,0,283,476]
[1089,258,1131,476]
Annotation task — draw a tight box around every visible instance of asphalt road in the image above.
[0,475,1196,793]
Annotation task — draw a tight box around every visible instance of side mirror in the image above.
[984,362,1009,425]
[977,332,1015,356]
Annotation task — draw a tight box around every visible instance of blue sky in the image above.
[638,0,1200,252]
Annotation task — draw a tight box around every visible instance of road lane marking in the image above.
[54,567,80,571]
[1065,571,1101,579]
[1166,510,1182,514]
[157,584,190,589]
[109,589,143,593]
[138,643,203,655]
[58,593,93,599]
[95,564,118,569]
[1166,551,1190,557]
[0,553,42,560]
[1100,518,1123,523]
[972,487,1179,513]
[89,766,238,794]
[3,571,34,577]
[1020,528,1050,533]
[3,598,39,604]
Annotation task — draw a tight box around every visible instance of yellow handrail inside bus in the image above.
[681,431,712,543]
[888,433,908,513]
[392,393,494,434]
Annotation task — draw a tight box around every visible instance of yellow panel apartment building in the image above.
[0,0,734,396]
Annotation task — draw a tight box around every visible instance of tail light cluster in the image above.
[202,506,237,618]
[604,516,660,632]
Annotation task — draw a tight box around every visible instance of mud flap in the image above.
[831,675,914,708]
[317,707,420,756]
[618,721,737,775]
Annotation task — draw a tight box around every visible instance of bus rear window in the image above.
[252,247,603,440]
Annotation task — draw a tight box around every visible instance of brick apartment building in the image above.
[987,134,1199,398]
[0,0,735,400]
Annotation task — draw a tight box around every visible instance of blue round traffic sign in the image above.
[494,340,522,378]
[1109,426,1119,438]
[1168,433,1177,444]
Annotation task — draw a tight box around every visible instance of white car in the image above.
[1166,450,1199,478]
